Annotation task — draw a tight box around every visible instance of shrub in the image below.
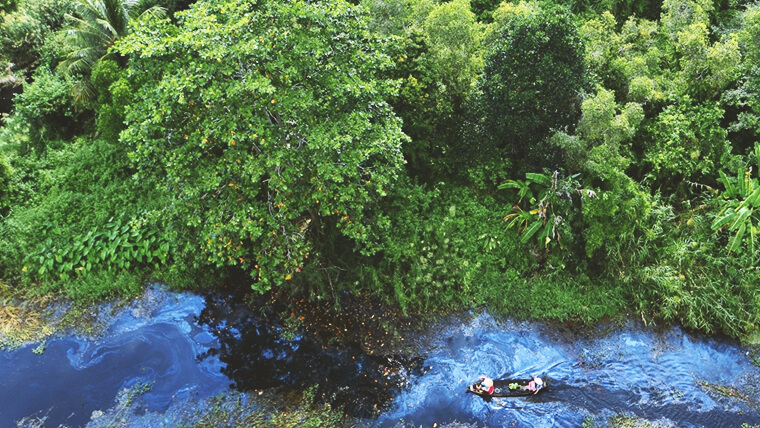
[60,268,144,302]
[11,68,81,154]
[91,59,132,143]
[0,0,74,68]
[342,181,534,314]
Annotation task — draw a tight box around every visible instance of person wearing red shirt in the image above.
[477,376,494,394]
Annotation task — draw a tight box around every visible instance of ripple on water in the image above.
[374,313,760,428]
[3,290,760,428]
[0,285,228,428]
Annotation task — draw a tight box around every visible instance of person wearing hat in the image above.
[528,375,544,394]
[476,376,494,394]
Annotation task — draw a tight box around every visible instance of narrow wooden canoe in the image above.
[466,377,547,397]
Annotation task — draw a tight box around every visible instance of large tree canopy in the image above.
[118,0,407,291]
[478,2,587,170]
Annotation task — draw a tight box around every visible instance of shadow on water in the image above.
[196,292,426,418]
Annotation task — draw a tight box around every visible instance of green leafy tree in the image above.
[469,0,500,22]
[58,0,164,103]
[383,27,452,180]
[659,0,713,40]
[578,12,624,94]
[597,0,661,21]
[362,0,482,181]
[478,1,587,171]
[673,21,740,100]
[0,0,15,12]
[557,86,652,262]
[360,0,433,36]
[118,0,407,292]
[579,1,739,191]
[724,3,760,151]
[423,0,483,104]
[0,154,12,217]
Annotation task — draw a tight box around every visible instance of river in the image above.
[1,285,759,427]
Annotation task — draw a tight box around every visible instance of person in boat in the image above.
[475,376,494,394]
[528,375,544,394]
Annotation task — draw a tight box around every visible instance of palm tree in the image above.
[58,0,164,104]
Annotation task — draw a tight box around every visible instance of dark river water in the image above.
[1,285,759,427]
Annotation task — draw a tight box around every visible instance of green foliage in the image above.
[578,4,741,192]
[673,21,741,99]
[135,0,195,18]
[480,269,628,322]
[660,0,713,40]
[0,129,172,296]
[711,143,760,256]
[362,0,481,181]
[469,0,500,22]
[32,340,46,354]
[182,390,352,428]
[580,180,653,263]
[423,0,483,102]
[0,154,12,216]
[557,85,644,191]
[60,269,143,302]
[596,0,660,21]
[634,206,760,338]
[58,0,165,104]
[527,276,627,321]
[578,12,626,96]
[478,1,587,170]
[597,0,742,107]
[3,0,760,344]
[501,171,593,253]
[383,27,453,180]
[360,0,433,36]
[339,181,533,313]
[25,212,170,283]
[737,3,760,67]
[0,0,16,12]
[91,59,132,143]
[118,0,407,292]
[724,4,760,150]
[0,0,74,68]
[10,67,80,154]
[642,98,730,186]
[581,415,595,428]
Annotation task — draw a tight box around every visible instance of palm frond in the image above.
[135,5,166,22]
[59,0,155,104]
[71,78,96,105]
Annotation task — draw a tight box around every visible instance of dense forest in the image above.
[1,0,759,341]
